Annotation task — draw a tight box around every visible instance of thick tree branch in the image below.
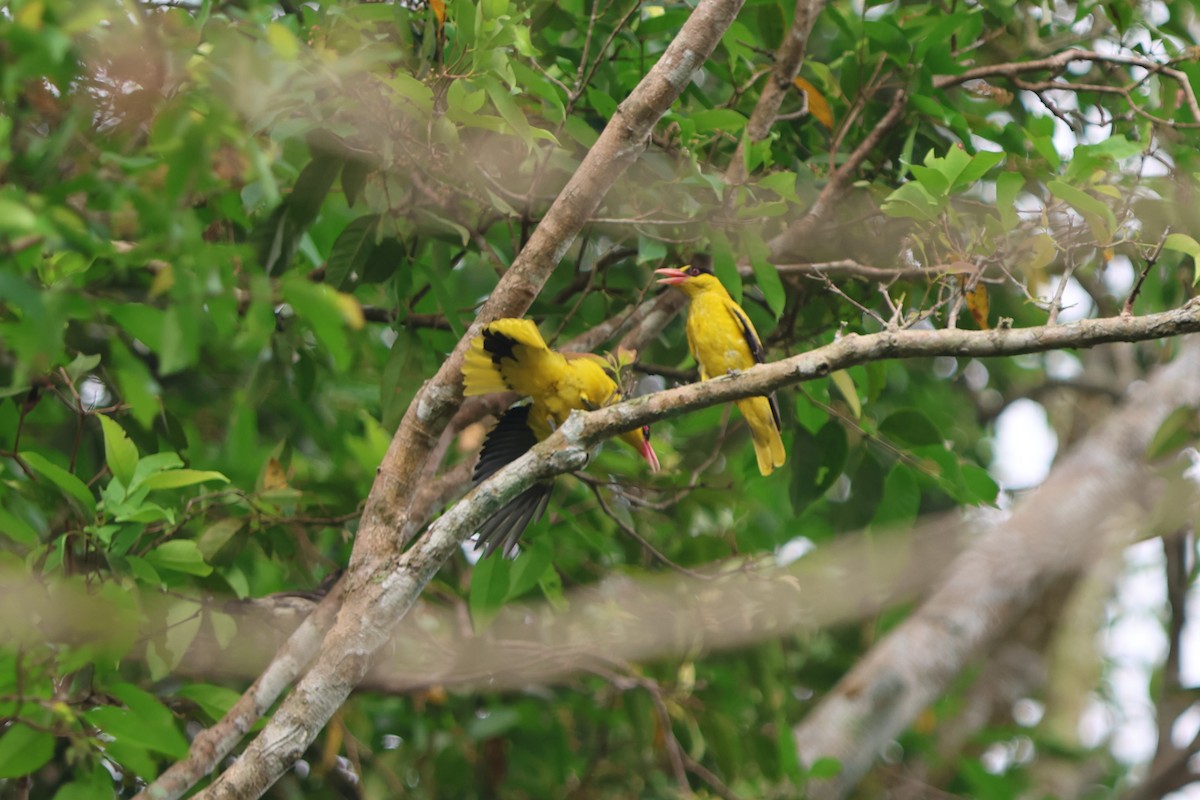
[181,3,746,797]
[790,338,1200,799]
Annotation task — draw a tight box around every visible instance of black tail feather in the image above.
[473,405,552,558]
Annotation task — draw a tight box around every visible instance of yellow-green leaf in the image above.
[98,415,139,488]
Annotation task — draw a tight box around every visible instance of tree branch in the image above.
[768,90,909,260]
[191,299,1200,796]
[790,338,1200,799]
[179,2,747,797]
[723,0,826,187]
[933,49,1200,123]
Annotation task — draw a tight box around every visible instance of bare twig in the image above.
[934,48,1200,130]
[1123,228,1171,317]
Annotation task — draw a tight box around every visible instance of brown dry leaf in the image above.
[262,457,289,491]
[965,281,990,329]
[952,265,990,330]
[793,77,834,129]
[430,0,446,28]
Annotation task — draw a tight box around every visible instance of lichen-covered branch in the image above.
[178,2,747,797]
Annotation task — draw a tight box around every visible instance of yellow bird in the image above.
[462,318,659,556]
[655,263,786,476]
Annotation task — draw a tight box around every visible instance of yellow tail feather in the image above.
[737,397,786,477]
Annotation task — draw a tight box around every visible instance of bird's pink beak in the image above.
[655,267,689,286]
[641,438,661,473]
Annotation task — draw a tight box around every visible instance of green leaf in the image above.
[282,277,360,371]
[758,171,797,199]
[469,555,511,629]
[326,214,381,290]
[98,415,139,488]
[507,540,552,601]
[1163,233,1200,286]
[809,756,842,779]
[1146,406,1198,460]
[0,722,54,778]
[146,600,204,679]
[145,540,213,576]
[0,508,39,546]
[341,160,371,208]
[139,469,229,491]
[961,465,999,506]
[637,235,667,264]
[20,451,96,517]
[878,409,942,447]
[288,152,343,229]
[954,150,1005,189]
[585,86,618,118]
[0,196,39,236]
[176,684,243,723]
[870,466,921,528]
[86,705,181,760]
[830,371,861,419]
[108,304,165,353]
[995,172,1024,230]
[63,352,102,382]
[710,234,741,304]
[197,517,244,560]
[483,78,537,148]
[692,108,748,133]
[881,181,941,221]
[210,611,238,649]
[108,683,189,758]
[790,422,848,509]
[751,256,785,318]
[128,452,185,492]
[1048,180,1116,242]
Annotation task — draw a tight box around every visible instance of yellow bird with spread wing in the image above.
[462,318,659,556]
[655,262,786,476]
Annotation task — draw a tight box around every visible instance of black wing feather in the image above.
[728,305,783,433]
[473,405,552,558]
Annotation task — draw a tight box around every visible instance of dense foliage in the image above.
[2,0,1200,797]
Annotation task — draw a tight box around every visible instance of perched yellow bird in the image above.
[655,262,786,476]
[462,318,659,556]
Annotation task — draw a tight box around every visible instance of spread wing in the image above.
[727,303,782,432]
[472,404,552,558]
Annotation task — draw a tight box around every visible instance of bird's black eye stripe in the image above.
[642,425,651,440]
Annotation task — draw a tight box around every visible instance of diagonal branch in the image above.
[175,2,747,798]
[723,0,826,188]
[768,89,908,260]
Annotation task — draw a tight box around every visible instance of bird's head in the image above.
[654,263,723,297]
[618,424,660,473]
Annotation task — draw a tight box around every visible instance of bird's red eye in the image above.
[688,267,701,276]
[641,425,651,440]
